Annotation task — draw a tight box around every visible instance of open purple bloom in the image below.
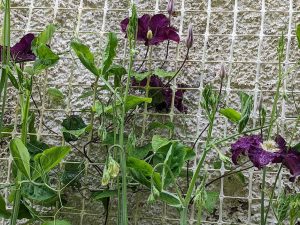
[132,75,187,113]
[0,33,36,63]
[231,134,300,181]
[231,135,282,169]
[121,14,180,46]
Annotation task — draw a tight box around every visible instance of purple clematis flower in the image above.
[121,14,180,46]
[231,135,282,169]
[132,75,187,113]
[231,134,300,181]
[0,33,36,63]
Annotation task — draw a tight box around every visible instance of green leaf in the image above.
[71,41,99,76]
[273,192,290,223]
[7,69,19,89]
[154,69,176,78]
[61,115,87,142]
[129,143,152,159]
[10,138,31,179]
[238,92,253,133]
[151,135,172,152]
[34,44,59,72]
[204,191,219,213]
[159,191,182,208]
[32,24,56,54]
[127,157,161,190]
[27,140,49,157]
[33,146,71,180]
[47,88,64,102]
[106,65,127,87]
[42,220,71,225]
[61,125,91,140]
[101,32,118,78]
[219,108,241,123]
[184,146,195,161]
[21,183,57,204]
[162,142,187,187]
[61,162,84,187]
[131,71,151,82]
[296,24,300,49]
[91,190,118,201]
[0,195,11,219]
[149,121,174,132]
[104,95,152,114]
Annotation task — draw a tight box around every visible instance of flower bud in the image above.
[147,30,153,40]
[186,24,193,49]
[101,167,110,186]
[219,63,226,79]
[107,156,120,178]
[167,0,175,15]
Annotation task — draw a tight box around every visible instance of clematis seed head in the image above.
[186,24,193,49]
[167,0,175,15]
[147,30,153,40]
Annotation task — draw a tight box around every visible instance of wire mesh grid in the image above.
[0,0,300,224]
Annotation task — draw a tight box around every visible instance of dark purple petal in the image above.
[137,14,151,41]
[148,14,169,33]
[231,135,262,165]
[120,18,129,33]
[166,27,180,43]
[275,135,287,152]
[149,29,168,45]
[282,150,300,179]
[248,148,281,169]
[10,33,35,63]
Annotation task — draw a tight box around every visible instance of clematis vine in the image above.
[121,14,180,46]
[0,33,36,63]
[231,134,300,181]
[132,75,187,113]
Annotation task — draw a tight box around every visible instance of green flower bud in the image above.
[101,167,110,186]
[108,156,120,178]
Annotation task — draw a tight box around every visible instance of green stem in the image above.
[11,90,31,225]
[0,0,11,131]
[180,115,216,225]
[118,43,135,225]
[261,46,284,225]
